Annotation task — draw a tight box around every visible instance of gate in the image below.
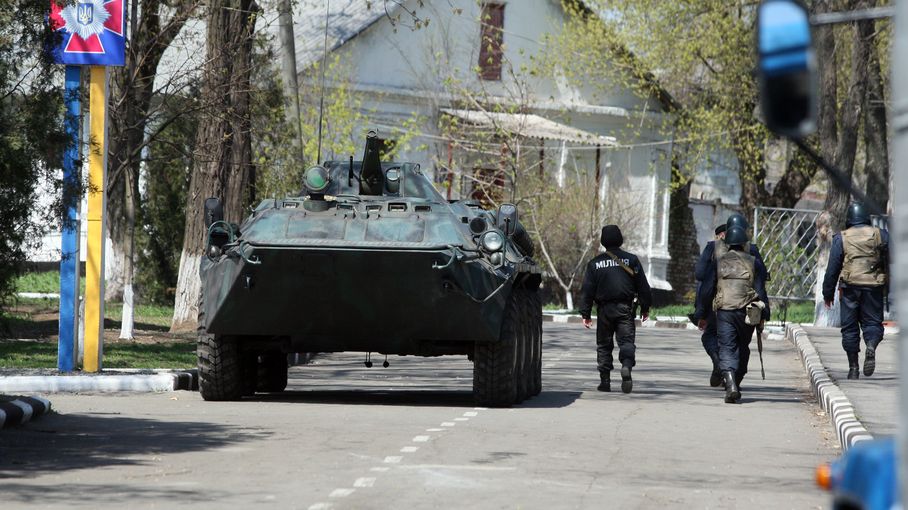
[752,206,821,301]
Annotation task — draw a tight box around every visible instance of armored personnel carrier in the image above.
[197,132,543,406]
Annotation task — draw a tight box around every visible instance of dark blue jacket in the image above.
[695,241,770,320]
[822,226,890,302]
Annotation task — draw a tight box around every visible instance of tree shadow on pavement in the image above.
[254,389,580,409]
[0,413,266,478]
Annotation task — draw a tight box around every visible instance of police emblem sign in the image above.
[49,0,126,66]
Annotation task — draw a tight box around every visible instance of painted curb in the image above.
[786,324,872,450]
[0,396,52,428]
[0,370,198,394]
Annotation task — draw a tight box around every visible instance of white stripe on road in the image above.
[370,467,390,472]
[463,411,478,417]
[329,489,354,498]
[426,428,444,432]
[353,478,376,488]
[308,504,334,510]
[441,422,455,427]
[401,446,419,453]
[454,417,468,421]
[412,435,429,442]
[383,456,403,464]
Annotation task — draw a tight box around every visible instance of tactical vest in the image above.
[841,226,886,287]
[713,241,757,311]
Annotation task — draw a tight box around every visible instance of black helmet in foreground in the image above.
[725,225,748,246]
[846,202,870,227]
[726,213,749,232]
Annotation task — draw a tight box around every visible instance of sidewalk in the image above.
[802,326,898,437]
[787,324,898,449]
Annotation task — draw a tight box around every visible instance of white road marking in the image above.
[412,435,430,442]
[353,477,376,488]
[400,446,419,453]
[441,422,455,427]
[474,407,488,410]
[370,467,390,472]
[329,489,354,498]
[463,411,478,417]
[383,456,403,464]
[397,464,517,471]
[426,428,444,432]
[308,503,334,510]
[454,417,469,421]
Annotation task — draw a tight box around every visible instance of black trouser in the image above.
[596,301,636,373]
[717,308,754,377]
[701,311,718,359]
[840,286,885,354]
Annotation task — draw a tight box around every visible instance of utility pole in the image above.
[892,1,908,504]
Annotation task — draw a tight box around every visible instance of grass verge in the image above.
[0,340,196,369]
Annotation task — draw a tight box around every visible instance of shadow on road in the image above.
[0,413,266,479]
[252,389,581,409]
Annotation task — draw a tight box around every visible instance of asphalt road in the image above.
[1,324,836,509]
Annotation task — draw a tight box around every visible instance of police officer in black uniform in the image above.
[693,214,767,388]
[578,225,653,394]
[698,218,770,403]
[822,202,890,379]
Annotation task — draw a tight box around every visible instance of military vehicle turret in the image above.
[197,132,543,407]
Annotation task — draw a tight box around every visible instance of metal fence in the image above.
[753,206,822,301]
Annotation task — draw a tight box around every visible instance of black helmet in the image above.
[726,213,749,232]
[725,225,748,246]
[846,202,870,227]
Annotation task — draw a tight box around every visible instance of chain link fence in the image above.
[753,206,821,301]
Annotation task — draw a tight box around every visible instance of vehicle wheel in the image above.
[198,334,245,401]
[473,291,521,407]
[257,353,289,392]
[529,289,543,396]
[515,289,531,403]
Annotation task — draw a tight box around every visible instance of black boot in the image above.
[597,371,611,392]
[847,352,860,380]
[709,354,722,387]
[620,365,633,394]
[723,371,740,403]
[864,342,878,377]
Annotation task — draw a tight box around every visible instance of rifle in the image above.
[756,323,766,380]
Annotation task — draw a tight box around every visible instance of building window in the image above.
[478,3,504,81]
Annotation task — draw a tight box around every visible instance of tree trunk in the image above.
[106,0,193,303]
[863,37,889,213]
[171,0,258,331]
[813,211,840,326]
[822,3,873,228]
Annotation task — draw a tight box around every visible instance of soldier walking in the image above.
[578,225,652,394]
[698,217,770,403]
[822,203,890,379]
[692,215,767,388]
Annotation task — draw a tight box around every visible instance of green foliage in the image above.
[14,271,84,294]
[0,340,195,368]
[0,5,66,310]
[136,93,197,304]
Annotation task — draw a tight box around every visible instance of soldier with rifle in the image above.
[822,202,890,379]
[692,214,768,388]
[698,216,771,404]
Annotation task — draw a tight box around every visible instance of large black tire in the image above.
[198,334,245,401]
[515,289,531,403]
[528,290,543,396]
[473,293,521,407]
[257,353,289,393]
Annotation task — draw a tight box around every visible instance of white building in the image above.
[290,0,675,289]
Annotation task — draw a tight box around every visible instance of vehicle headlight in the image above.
[480,230,504,252]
